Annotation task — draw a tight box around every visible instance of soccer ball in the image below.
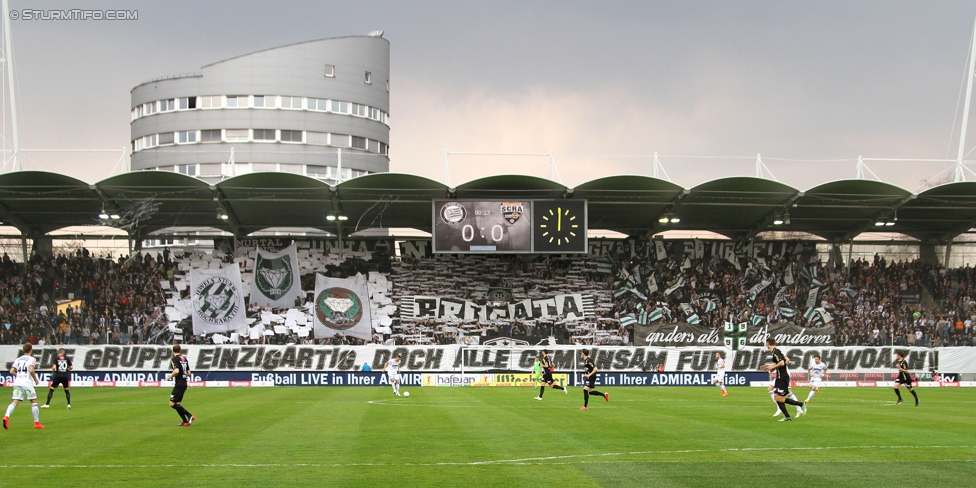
[403,391,410,397]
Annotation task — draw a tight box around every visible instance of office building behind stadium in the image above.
[129,34,390,183]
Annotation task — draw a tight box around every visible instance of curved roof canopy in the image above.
[0,171,972,243]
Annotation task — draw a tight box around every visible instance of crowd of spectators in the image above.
[2,244,976,348]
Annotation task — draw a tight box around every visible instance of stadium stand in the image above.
[1,245,975,347]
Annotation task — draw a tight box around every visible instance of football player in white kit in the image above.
[384,354,402,396]
[4,343,44,429]
[713,351,728,396]
[805,355,827,404]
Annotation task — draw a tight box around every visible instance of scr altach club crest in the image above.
[254,252,294,299]
[500,202,524,224]
[439,202,467,225]
[316,287,364,330]
[193,277,242,325]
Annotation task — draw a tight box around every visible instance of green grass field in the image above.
[1,385,973,487]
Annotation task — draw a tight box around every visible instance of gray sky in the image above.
[4,0,976,191]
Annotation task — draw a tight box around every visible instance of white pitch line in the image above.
[0,445,971,469]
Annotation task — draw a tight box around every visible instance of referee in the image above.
[42,348,72,409]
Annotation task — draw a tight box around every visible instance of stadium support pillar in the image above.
[828,244,843,268]
[847,244,854,268]
[945,239,953,268]
[20,236,28,265]
[31,236,53,259]
[919,243,939,265]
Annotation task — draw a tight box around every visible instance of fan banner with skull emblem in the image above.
[313,273,373,341]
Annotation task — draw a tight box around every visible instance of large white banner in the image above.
[249,244,303,308]
[312,273,373,341]
[190,265,247,335]
[3,345,965,374]
[400,294,590,320]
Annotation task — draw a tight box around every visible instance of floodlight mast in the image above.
[956,15,976,182]
[1,0,19,171]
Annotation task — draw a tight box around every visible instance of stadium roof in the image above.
[2,170,975,243]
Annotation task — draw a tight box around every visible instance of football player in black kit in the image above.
[579,349,609,410]
[760,338,807,421]
[165,344,196,426]
[893,351,919,406]
[534,349,567,400]
[41,348,72,409]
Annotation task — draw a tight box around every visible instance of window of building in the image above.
[306,165,329,177]
[178,97,196,110]
[199,96,220,109]
[199,164,222,176]
[158,132,175,145]
[226,96,247,108]
[201,129,221,143]
[379,142,388,154]
[352,103,367,117]
[144,134,157,148]
[131,107,141,120]
[306,131,329,145]
[332,167,352,180]
[253,95,275,108]
[280,130,303,143]
[331,134,349,147]
[324,64,335,77]
[280,164,303,174]
[177,164,197,176]
[281,96,303,110]
[367,139,380,153]
[177,131,198,144]
[143,102,156,115]
[351,136,367,150]
[252,163,277,172]
[159,99,176,112]
[330,100,349,114]
[225,129,249,142]
[369,107,380,120]
[253,129,276,141]
[309,98,328,111]
[365,71,372,84]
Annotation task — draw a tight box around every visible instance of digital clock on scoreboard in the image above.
[433,200,532,253]
[433,200,588,253]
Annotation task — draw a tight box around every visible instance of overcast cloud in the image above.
[2,0,976,191]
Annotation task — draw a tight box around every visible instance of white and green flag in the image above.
[190,265,247,335]
[313,273,373,341]
[250,244,303,308]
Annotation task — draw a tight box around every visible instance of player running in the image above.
[535,349,566,400]
[579,349,608,410]
[893,351,919,406]
[760,338,807,421]
[42,348,72,409]
[805,355,827,404]
[4,343,44,429]
[713,351,728,396]
[384,354,402,396]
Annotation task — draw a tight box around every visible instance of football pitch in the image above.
[1,386,974,487]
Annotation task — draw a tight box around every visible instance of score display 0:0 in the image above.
[461,224,504,242]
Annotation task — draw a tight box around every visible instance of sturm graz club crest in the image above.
[316,287,363,330]
[723,321,748,350]
[193,277,241,325]
[255,252,293,299]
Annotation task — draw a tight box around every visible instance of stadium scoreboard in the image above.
[432,200,587,254]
